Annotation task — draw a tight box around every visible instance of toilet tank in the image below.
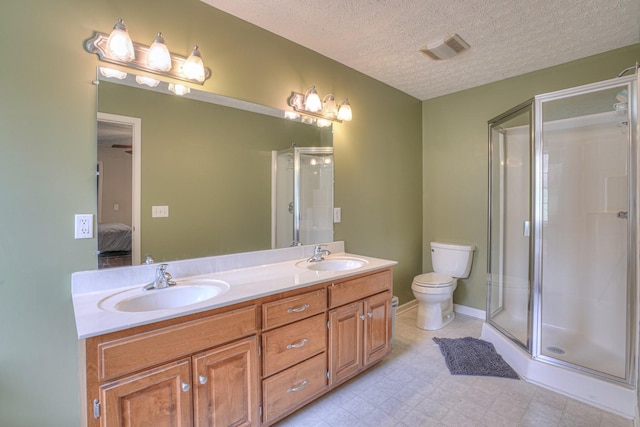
[431,242,475,278]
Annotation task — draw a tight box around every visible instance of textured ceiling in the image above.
[201,0,639,100]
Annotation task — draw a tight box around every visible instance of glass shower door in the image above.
[535,80,634,381]
[488,102,533,349]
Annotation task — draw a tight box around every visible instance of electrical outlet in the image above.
[75,214,94,239]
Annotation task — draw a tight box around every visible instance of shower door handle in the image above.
[523,221,531,237]
[617,211,628,219]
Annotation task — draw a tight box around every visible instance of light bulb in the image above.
[106,18,135,62]
[147,32,171,71]
[316,119,332,128]
[322,94,337,118]
[183,45,205,83]
[337,98,352,121]
[304,86,322,113]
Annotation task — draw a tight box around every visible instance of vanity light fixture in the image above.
[85,18,211,85]
[147,32,172,72]
[287,86,353,125]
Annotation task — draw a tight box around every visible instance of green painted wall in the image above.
[0,0,421,424]
[422,44,640,311]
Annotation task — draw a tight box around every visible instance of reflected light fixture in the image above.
[287,86,352,125]
[85,18,211,85]
[147,32,172,71]
[168,83,190,96]
[99,67,127,79]
[135,75,160,87]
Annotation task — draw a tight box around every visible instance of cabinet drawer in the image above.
[329,269,392,308]
[262,352,327,424]
[262,314,326,377]
[98,305,257,381]
[262,289,326,330]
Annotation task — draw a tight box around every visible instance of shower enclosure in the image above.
[484,73,638,414]
[272,146,334,248]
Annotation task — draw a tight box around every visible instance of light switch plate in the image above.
[333,207,341,223]
[152,206,169,218]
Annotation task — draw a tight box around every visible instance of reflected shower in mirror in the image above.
[96,71,333,268]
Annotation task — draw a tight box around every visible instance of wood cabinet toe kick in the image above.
[80,267,393,426]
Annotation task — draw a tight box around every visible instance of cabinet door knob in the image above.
[287,379,308,393]
[367,312,373,318]
[288,303,310,313]
[181,382,191,392]
[287,338,309,349]
[359,314,365,320]
[198,375,208,385]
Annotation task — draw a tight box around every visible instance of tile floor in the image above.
[274,308,633,427]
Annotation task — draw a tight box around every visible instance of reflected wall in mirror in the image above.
[97,72,333,268]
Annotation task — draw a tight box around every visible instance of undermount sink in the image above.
[99,278,230,313]
[297,257,368,272]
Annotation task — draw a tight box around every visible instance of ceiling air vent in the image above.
[420,33,470,60]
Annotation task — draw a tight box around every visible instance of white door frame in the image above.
[97,112,142,265]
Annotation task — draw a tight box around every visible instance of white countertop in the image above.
[72,242,397,339]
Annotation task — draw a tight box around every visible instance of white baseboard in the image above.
[453,303,485,319]
[398,299,485,320]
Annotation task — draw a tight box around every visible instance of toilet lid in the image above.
[413,272,453,288]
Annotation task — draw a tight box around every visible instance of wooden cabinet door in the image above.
[328,301,363,385]
[192,336,259,427]
[99,359,192,427]
[364,292,392,367]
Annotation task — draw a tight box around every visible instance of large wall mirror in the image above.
[96,71,333,269]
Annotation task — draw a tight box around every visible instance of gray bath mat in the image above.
[433,337,519,379]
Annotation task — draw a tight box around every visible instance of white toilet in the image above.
[412,242,475,330]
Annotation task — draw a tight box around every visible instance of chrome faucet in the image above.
[144,264,177,290]
[308,245,331,262]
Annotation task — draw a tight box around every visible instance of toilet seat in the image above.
[412,272,454,288]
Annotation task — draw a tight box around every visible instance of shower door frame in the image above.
[531,75,638,386]
[486,100,535,352]
[487,74,638,386]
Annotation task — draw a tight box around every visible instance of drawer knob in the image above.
[287,379,308,393]
[198,375,208,385]
[181,382,190,392]
[288,303,310,313]
[286,338,309,349]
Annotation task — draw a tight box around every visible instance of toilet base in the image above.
[415,299,455,330]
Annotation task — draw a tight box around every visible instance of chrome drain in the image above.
[546,346,566,355]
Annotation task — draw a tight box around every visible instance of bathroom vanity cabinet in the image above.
[328,270,393,385]
[80,267,393,427]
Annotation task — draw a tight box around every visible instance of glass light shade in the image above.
[337,99,352,121]
[183,46,205,83]
[316,119,332,128]
[99,67,127,79]
[322,94,338,118]
[136,75,160,87]
[304,86,322,113]
[147,33,172,71]
[168,83,190,96]
[106,19,135,62]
